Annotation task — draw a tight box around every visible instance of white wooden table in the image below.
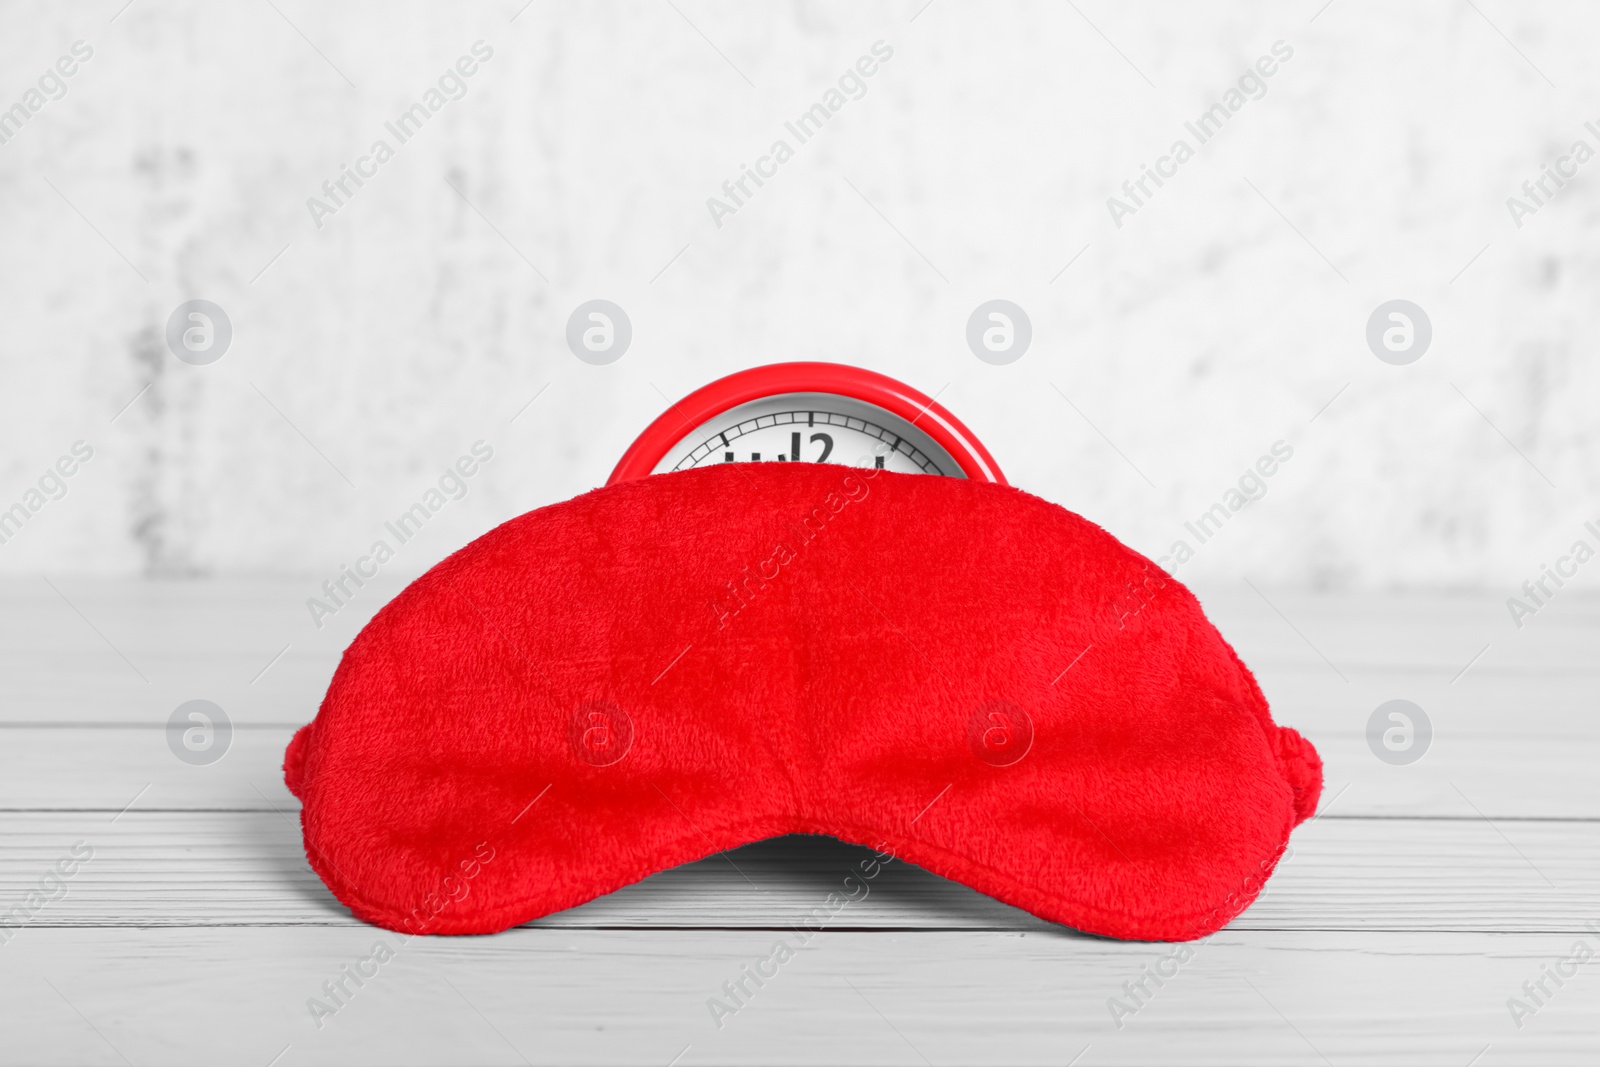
[2,578,1596,1065]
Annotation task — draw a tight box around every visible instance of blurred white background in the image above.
[1,0,1595,587]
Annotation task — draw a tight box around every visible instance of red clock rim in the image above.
[606,362,1006,486]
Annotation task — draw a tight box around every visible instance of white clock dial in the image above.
[651,393,963,477]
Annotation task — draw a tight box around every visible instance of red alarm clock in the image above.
[607,363,1005,486]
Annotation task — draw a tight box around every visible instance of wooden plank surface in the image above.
[0,812,1595,934]
[2,929,1595,1066]
[3,578,1599,819]
[2,580,1597,1064]
[5,580,1597,726]
[6,720,1599,818]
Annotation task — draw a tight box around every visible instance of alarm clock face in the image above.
[653,393,957,476]
[608,363,1005,487]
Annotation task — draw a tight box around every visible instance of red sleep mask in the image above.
[285,464,1321,942]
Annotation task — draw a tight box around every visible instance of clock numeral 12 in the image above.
[721,430,837,464]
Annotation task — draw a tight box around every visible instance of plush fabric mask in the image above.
[285,464,1321,942]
